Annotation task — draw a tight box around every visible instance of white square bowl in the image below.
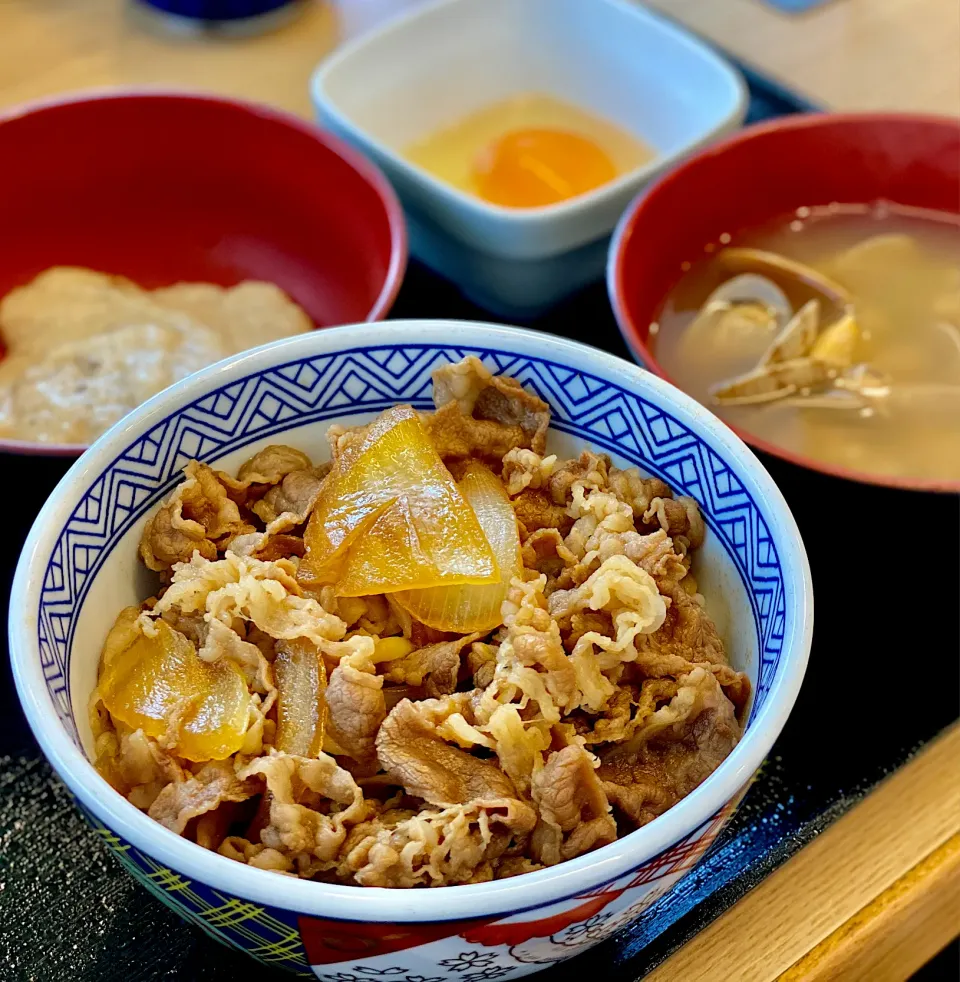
[310,0,747,316]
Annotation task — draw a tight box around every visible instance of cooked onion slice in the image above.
[274,638,326,757]
[99,616,251,762]
[703,273,792,324]
[299,405,498,596]
[716,247,852,310]
[393,464,521,633]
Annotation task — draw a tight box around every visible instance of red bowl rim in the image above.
[608,110,960,494]
[0,87,409,458]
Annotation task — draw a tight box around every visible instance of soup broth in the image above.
[654,204,960,485]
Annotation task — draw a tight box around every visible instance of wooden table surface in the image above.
[0,0,958,117]
[0,1,957,980]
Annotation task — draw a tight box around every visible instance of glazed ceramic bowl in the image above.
[311,0,746,317]
[10,321,811,978]
[0,89,407,456]
[607,111,960,492]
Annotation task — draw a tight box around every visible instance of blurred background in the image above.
[1,0,957,117]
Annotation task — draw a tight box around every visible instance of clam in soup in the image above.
[653,204,960,485]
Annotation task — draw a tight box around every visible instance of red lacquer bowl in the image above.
[0,90,407,456]
[607,112,960,492]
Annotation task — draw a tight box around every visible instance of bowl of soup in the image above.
[607,113,960,491]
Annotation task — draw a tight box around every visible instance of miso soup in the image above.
[653,203,960,485]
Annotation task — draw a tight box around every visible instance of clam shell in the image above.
[710,358,832,406]
[837,363,892,398]
[780,389,868,411]
[716,247,853,309]
[810,311,860,368]
[759,299,821,366]
[702,274,792,324]
[679,300,779,367]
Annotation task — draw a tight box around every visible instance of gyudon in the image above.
[91,357,749,887]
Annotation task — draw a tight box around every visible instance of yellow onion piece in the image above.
[99,615,252,762]
[177,662,252,762]
[299,405,498,595]
[99,616,196,738]
[393,464,521,633]
[322,731,349,756]
[274,638,327,757]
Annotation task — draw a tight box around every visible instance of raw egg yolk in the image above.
[472,128,617,208]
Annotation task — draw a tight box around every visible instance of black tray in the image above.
[1,60,957,982]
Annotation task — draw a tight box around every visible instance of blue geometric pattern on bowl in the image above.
[38,344,785,744]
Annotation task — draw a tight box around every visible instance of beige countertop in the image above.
[0,0,957,117]
[647,0,960,115]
